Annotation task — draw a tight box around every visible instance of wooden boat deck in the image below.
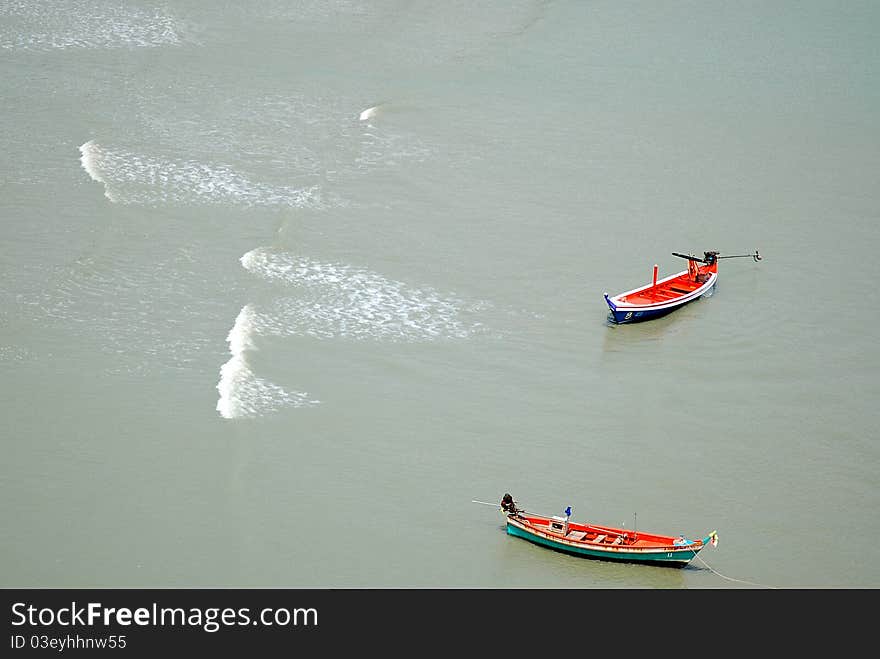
[616,275,703,305]
[531,518,687,549]
[552,523,635,546]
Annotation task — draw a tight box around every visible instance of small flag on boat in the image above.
[710,531,719,547]
[564,506,572,517]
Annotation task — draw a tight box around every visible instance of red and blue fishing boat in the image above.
[604,250,760,324]
[495,494,717,568]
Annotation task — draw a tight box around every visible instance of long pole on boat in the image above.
[717,250,761,261]
[472,500,499,507]
[672,250,762,263]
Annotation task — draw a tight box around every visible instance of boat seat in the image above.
[566,530,587,541]
[592,534,607,544]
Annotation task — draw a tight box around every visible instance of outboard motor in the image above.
[501,493,518,515]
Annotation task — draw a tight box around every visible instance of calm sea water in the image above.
[2,1,878,589]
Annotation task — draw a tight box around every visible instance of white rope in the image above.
[693,552,778,589]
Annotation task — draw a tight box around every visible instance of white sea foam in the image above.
[240,247,489,342]
[359,105,380,122]
[106,93,435,198]
[78,140,324,208]
[0,345,32,363]
[226,304,259,356]
[215,304,319,419]
[0,1,181,51]
[216,95,435,182]
[78,141,104,182]
[213,248,492,418]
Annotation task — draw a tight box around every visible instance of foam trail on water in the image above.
[240,247,490,342]
[0,1,182,51]
[0,345,32,363]
[78,140,324,208]
[216,305,319,419]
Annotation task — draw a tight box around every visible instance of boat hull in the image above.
[605,271,717,325]
[505,516,710,568]
[604,297,693,324]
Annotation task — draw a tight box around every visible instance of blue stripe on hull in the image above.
[607,304,681,324]
[507,525,699,568]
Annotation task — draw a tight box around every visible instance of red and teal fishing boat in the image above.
[604,250,761,324]
[496,495,717,568]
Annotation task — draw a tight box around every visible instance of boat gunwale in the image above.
[606,271,717,311]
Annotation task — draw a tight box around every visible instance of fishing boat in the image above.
[497,495,717,568]
[604,250,761,324]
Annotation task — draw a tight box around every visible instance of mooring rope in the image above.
[693,552,778,588]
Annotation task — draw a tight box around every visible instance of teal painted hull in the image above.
[506,523,704,568]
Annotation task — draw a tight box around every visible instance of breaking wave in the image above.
[239,247,490,342]
[79,140,325,208]
[213,247,493,418]
[215,304,320,419]
[359,104,381,122]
